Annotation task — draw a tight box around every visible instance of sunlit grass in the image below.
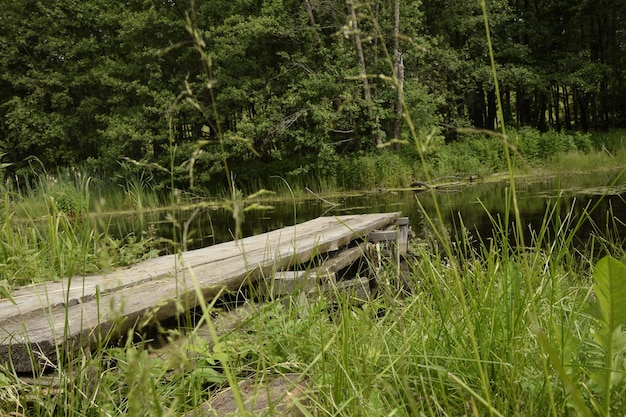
[0,177,161,289]
[554,149,626,173]
[3,205,619,416]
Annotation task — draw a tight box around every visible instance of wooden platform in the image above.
[0,212,401,373]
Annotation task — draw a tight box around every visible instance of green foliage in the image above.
[433,133,506,176]
[572,131,593,154]
[1,1,626,415]
[104,232,160,268]
[337,151,413,190]
[2,0,621,190]
[590,130,626,154]
[47,183,87,217]
[2,196,625,415]
[339,155,379,190]
[422,0,626,131]
[0,0,180,179]
[510,127,594,163]
[589,256,626,414]
[0,173,160,288]
[0,0,443,190]
[115,170,164,211]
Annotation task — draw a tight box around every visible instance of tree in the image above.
[0,0,185,179]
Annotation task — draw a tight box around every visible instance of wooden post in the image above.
[397,217,410,255]
[368,230,398,244]
[368,229,400,292]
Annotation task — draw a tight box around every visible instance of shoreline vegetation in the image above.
[0,143,625,415]
[0,143,624,292]
[6,128,626,210]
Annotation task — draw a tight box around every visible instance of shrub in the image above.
[590,130,625,154]
[431,133,506,177]
[338,154,378,190]
[571,131,593,153]
[47,183,87,217]
[337,151,413,190]
[512,127,589,162]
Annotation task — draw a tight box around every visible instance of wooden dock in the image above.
[0,212,403,373]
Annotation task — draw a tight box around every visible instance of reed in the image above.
[0,171,161,289]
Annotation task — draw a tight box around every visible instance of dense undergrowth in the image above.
[336,128,625,191]
[0,131,622,292]
[0,131,625,415]
[1,196,626,416]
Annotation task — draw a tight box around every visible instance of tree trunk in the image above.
[303,0,317,29]
[503,89,512,126]
[373,0,380,66]
[393,53,404,143]
[579,92,590,131]
[468,85,486,128]
[346,0,382,148]
[516,88,532,127]
[548,90,554,128]
[552,84,561,131]
[563,85,572,129]
[536,92,547,132]
[572,88,580,129]
[393,0,400,72]
[486,88,496,131]
[608,8,620,129]
[347,1,370,104]
[392,0,403,144]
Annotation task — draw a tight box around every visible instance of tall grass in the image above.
[0,170,161,289]
[334,127,623,191]
[1,3,626,417]
[590,130,626,155]
[2,199,624,415]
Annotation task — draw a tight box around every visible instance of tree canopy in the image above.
[1,0,624,190]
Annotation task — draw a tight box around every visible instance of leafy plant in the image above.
[47,183,87,217]
[588,256,626,415]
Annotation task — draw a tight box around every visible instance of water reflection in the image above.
[99,171,626,253]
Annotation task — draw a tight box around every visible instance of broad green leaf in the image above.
[593,255,626,333]
[591,328,626,392]
[591,255,626,407]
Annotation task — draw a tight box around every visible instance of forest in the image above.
[1,0,625,191]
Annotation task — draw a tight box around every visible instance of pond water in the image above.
[102,170,626,254]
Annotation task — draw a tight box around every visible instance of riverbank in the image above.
[1,153,624,295]
[0,152,625,414]
[1,186,625,415]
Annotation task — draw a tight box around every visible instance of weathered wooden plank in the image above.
[261,244,373,302]
[184,373,309,417]
[1,214,395,323]
[314,245,366,276]
[313,276,371,303]
[368,229,398,242]
[261,270,335,297]
[0,212,400,372]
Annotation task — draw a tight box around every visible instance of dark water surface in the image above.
[103,170,626,253]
